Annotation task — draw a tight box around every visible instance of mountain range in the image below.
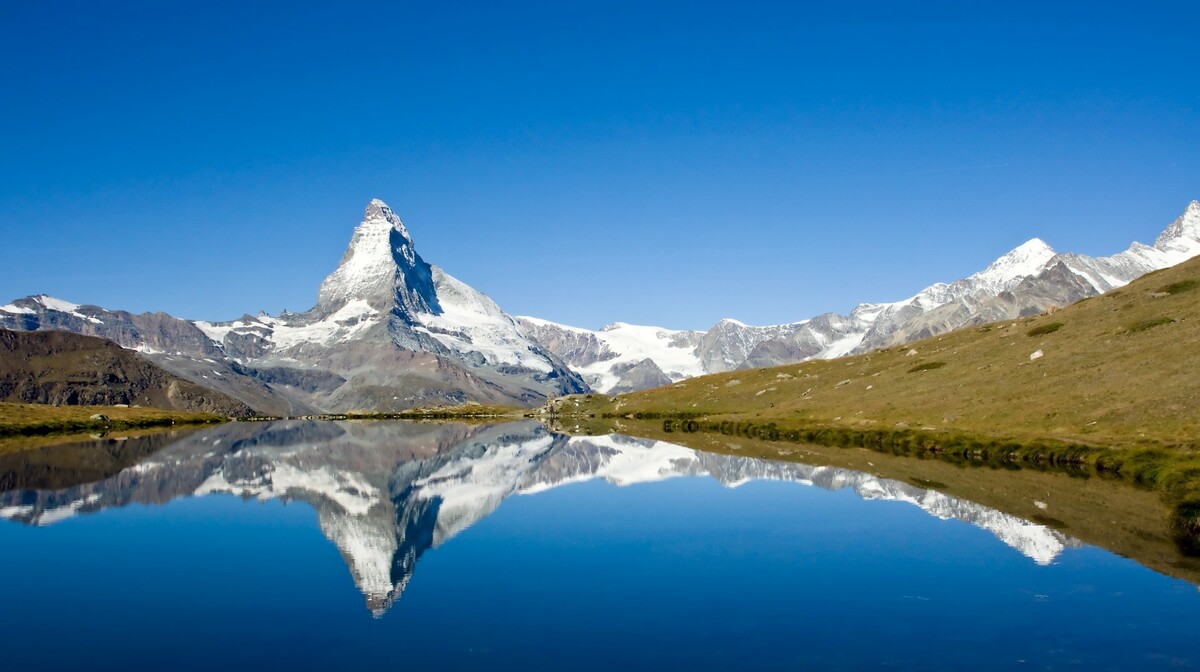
[2,199,1197,408]
[0,421,1077,616]
[519,200,1200,392]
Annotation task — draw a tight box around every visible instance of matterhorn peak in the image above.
[313,199,438,318]
[361,198,414,247]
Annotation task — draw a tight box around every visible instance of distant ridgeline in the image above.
[519,200,1200,393]
[2,199,1198,412]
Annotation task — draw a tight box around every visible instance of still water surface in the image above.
[0,420,1197,670]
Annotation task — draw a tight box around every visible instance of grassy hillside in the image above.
[576,256,1200,447]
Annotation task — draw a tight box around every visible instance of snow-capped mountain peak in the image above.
[1156,200,1200,247]
[315,198,437,318]
[0,295,104,323]
[968,237,1058,293]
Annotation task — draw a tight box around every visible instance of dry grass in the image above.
[0,402,223,438]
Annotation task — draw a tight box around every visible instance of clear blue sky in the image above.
[2,1,1198,330]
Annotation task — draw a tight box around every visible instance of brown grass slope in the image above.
[606,255,1200,448]
[0,329,254,417]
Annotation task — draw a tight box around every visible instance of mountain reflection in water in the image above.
[0,420,1079,616]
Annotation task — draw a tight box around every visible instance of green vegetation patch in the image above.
[907,361,947,373]
[1159,279,1200,295]
[0,402,224,438]
[1027,322,1064,337]
[1126,316,1176,333]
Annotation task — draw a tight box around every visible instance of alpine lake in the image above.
[1,419,1198,670]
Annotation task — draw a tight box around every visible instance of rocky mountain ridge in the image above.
[520,201,1200,392]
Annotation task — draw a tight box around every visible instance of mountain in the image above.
[0,420,1077,615]
[0,200,586,413]
[0,328,253,416]
[521,201,1200,392]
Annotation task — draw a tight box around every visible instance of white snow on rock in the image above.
[412,435,557,546]
[519,434,701,493]
[266,300,381,349]
[416,268,552,372]
[33,295,103,323]
[517,317,705,391]
[967,238,1059,295]
[195,461,381,516]
[152,199,570,389]
[315,198,418,314]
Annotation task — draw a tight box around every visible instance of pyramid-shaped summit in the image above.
[204,198,589,410]
[315,199,440,320]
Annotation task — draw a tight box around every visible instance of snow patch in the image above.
[34,295,103,324]
[415,268,552,372]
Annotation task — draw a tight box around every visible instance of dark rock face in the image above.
[514,319,619,368]
[246,366,347,395]
[740,339,821,371]
[0,329,254,416]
